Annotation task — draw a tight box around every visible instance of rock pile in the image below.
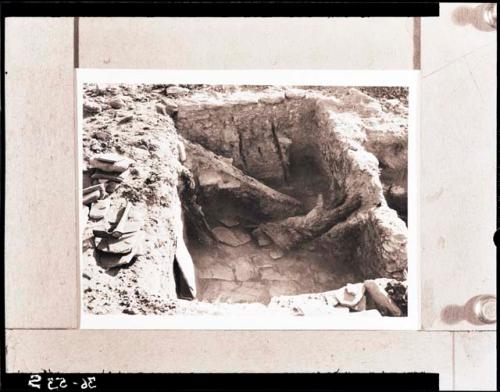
[82,153,147,270]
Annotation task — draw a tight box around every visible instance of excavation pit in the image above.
[175,87,409,306]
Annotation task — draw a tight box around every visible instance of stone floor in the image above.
[189,225,361,305]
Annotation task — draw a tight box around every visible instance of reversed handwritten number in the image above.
[28,374,42,389]
[47,377,68,390]
[81,377,96,389]
[28,375,95,390]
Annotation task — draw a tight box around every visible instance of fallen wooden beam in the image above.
[183,140,304,220]
[258,194,362,251]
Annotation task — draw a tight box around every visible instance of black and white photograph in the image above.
[78,70,418,329]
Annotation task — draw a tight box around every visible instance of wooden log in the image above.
[183,140,304,220]
[259,194,362,251]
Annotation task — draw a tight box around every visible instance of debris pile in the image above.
[82,153,146,270]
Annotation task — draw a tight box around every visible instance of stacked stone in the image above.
[82,153,145,270]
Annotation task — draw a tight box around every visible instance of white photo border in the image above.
[76,69,420,330]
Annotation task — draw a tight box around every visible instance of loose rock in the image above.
[166,85,190,95]
[109,97,125,109]
[89,198,110,220]
[212,226,251,247]
[83,100,102,115]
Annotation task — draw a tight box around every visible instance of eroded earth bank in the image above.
[81,84,409,318]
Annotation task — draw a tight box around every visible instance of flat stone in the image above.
[94,152,129,164]
[97,247,136,270]
[91,170,128,183]
[218,216,240,228]
[82,189,101,205]
[97,232,137,254]
[90,157,133,173]
[212,226,251,247]
[118,115,134,125]
[83,183,105,196]
[198,262,235,281]
[259,266,284,281]
[89,198,110,220]
[166,85,190,95]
